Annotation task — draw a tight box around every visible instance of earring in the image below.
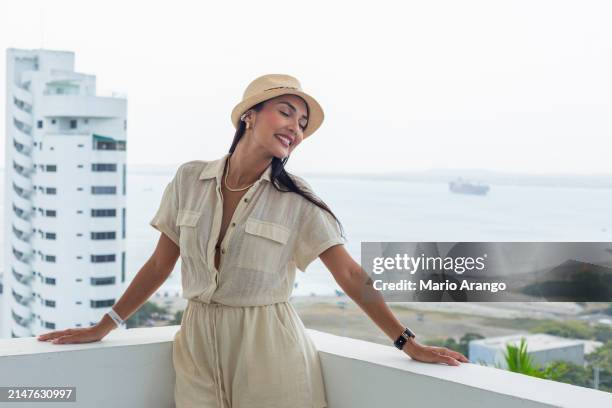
[241,112,251,130]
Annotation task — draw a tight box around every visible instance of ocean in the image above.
[2,169,612,298]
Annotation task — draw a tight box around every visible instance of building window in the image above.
[90,299,115,308]
[93,138,126,151]
[44,277,56,285]
[91,186,116,195]
[46,187,57,195]
[91,277,116,286]
[45,321,56,329]
[37,120,43,129]
[91,254,116,263]
[45,255,56,263]
[45,210,56,217]
[70,119,77,129]
[51,119,56,124]
[46,165,57,172]
[45,299,56,308]
[92,163,117,172]
[91,231,116,240]
[45,232,56,239]
[92,209,116,217]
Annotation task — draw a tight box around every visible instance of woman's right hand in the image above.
[37,324,111,345]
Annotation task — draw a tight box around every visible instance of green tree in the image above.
[170,310,184,325]
[586,340,612,391]
[531,320,592,339]
[126,301,169,328]
[546,361,592,388]
[425,332,485,356]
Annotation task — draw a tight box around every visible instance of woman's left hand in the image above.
[402,338,470,366]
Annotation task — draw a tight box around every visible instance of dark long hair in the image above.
[229,100,346,240]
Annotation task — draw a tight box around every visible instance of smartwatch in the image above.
[394,327,416,350]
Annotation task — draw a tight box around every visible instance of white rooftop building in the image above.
[469,333,596,369]
[1,48,127,338]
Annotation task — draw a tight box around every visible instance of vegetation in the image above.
[170,310,184,325]
[501,337,565,380]
[498,334,611,392]
[482,317,612,343]
[424,332,485,356]
[586,340,612,391]
[427,327,611,392]
[125,301,169,328]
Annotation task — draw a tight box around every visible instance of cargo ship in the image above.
[449,178,490,195]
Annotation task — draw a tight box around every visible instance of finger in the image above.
[52,334,94,344]
[38,330,72,341]
[444,349,469,363]
[423,349,461,366]
[413,349,448,364]
[440,354,461,366]
[428,347,467,364]
[51,335,78,344]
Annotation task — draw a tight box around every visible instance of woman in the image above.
[38,74,469,407]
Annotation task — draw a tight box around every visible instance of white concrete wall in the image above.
[1,327,610,408]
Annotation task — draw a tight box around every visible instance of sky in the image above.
[1,0,610,175]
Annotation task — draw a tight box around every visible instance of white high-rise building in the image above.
[1,48,127,338]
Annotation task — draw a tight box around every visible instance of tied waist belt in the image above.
[186,299,290,308]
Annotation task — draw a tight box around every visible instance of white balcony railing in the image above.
[1,327,610,407]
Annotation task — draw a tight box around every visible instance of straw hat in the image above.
[231,74,324,139]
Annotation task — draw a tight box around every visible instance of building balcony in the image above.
[41,94,126,118]
[0,327,610,407]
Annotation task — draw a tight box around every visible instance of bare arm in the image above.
[97,232,180,332]
[319,245,469,366]
[38,232,180,343]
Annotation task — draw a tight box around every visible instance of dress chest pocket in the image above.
[176,210,201,257]
[237,218,290,272]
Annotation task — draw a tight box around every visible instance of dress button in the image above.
[221,248,226,254]
[244,197,249,203]
[231,222,236,227]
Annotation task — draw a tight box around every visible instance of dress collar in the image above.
[198,153,273,184]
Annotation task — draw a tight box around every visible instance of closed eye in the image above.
[279,110,307,131]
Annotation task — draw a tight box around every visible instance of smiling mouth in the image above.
[275,134,293,147]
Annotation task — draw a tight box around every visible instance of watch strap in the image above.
[394,327,416,350]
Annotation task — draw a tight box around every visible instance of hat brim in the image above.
[231,88,324,139]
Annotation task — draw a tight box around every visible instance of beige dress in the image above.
[149,153,346,408]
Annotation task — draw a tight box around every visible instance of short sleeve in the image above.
[149,168,180,246]
[294,203,347,273]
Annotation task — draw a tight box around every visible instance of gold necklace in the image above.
[224,156,256,192]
